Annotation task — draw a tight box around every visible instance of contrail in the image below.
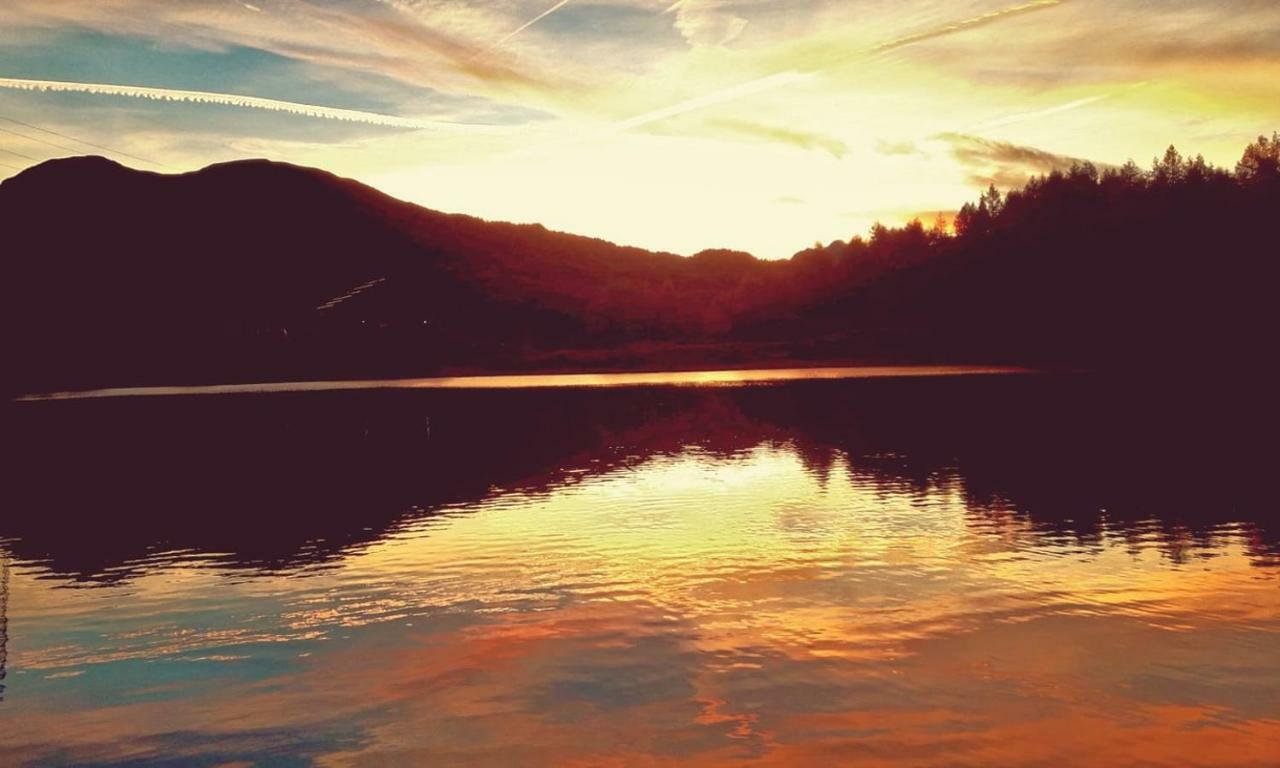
[871,0,1065,54]
[966,82,1145,132]
[611,71,812,133]
[0,77,510,133]
[493,0,572,48]
[610,0,1067,134]
[967,94,1109,132]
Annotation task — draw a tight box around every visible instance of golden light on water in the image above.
[5,440,1278,764]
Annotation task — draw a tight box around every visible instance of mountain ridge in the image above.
[3,135,1278,393]
[0,155,813,392]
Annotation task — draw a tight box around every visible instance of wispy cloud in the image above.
[709,117,849,157]
[0,0,558,98]
[938,131,1109,187]
[2,0,1274,254]
[0,77,512,132]
[666,0,750,47]
[875,138,920,156]
[610,0,1069,135]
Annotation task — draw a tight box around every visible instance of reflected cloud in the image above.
[0,556,7,701]
[0,380,1276,765]
[3,374,1275,583]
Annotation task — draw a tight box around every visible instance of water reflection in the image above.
[0,374,1277,765]
[0,556,8,702]
[3,375,1274,579]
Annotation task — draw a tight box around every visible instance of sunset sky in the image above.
[1,0,1278,257]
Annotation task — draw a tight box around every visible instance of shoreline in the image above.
[14,364,1039,402]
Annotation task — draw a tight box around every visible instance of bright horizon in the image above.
[1,1,1278,258]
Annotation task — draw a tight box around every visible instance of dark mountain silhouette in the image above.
[1,134,1277,392]
[2,155,847,391]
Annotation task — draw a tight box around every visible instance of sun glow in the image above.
[1,0,1278,256]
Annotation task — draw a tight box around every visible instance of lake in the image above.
[1,372,1277,766]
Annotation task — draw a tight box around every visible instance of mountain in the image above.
[0,157,802,391]
[2,136,1278,393]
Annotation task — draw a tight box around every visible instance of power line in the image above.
[0,115,172,170]
[0,145,39,162]
[0,125,82,157]
[0,114,169,168]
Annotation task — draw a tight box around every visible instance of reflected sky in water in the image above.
[1,374,1277,766]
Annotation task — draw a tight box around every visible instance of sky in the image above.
[1,0,1278,258]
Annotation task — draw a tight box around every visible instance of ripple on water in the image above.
[2,379,1278,766]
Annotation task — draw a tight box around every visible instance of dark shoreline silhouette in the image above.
[2,135,1277,394]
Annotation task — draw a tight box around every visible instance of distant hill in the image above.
[2,134,1277,393]
[788,139,1280,370]
[0,157,795,390]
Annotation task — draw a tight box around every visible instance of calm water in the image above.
[1,373,1277,766]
